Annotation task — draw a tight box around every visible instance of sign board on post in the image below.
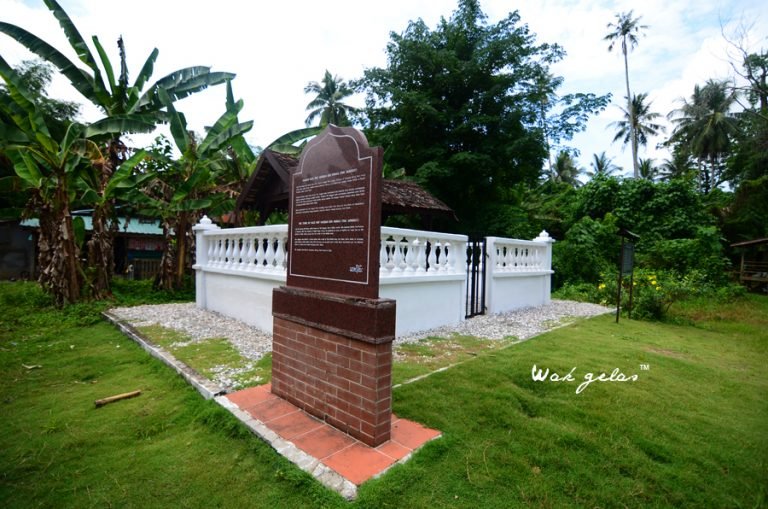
[287,125,382,299]
[273,125,395,447]
[621,242,634,276]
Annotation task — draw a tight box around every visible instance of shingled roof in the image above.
[234,149,456,225]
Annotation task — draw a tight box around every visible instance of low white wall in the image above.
[197,271,283,333]
[196,270,465,337]
[380,275,465,336]
[485,272,551,314]
[192,218,554,338]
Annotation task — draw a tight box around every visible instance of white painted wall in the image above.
[195,269,465,337]
[380,275,466,336]
[485,272,551,314]
[199,271,284,332]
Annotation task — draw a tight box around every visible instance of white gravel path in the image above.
[110,299,611,360]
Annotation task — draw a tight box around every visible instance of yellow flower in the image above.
[598,283,606,290]
[651,280,657,286]
[655,287,661,291]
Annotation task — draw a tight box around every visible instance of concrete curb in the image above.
[102,311,226,400]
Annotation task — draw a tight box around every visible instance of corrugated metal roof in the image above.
[20,216,163,236]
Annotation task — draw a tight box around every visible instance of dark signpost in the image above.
[272,125,395,447]
[287,127,381,298]
[616,229,639,323]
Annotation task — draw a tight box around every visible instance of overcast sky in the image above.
[2,0,766,174]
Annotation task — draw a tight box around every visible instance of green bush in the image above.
[586,269,747,321]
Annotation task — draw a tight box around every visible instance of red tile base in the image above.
[225,384,440,485]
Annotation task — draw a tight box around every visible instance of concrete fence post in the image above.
[192,215,220,309]
[533,230,555,303]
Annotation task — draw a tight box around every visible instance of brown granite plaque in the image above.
[287,125,382,299]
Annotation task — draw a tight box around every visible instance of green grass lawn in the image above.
[1,281,766,508]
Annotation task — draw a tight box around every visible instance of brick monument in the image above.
[271,125,395,446]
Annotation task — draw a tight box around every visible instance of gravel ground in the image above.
[110,299,611,359]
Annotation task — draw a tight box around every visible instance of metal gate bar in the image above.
[465,238,487,318]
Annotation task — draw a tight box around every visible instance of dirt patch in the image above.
[646,347,687,359]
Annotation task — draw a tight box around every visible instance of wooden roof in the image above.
[234,149,456,225]
[731,237,768,248]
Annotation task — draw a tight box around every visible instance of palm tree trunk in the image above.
[623,39,639,178]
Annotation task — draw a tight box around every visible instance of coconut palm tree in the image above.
[610,93,665,163]
[304,70,359,127]
[668,80,739,191]
[549,151,583,187]
[638,158,658,180]
[605,11,647,177]
[586,151,619,178]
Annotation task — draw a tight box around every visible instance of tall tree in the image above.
[550,151,583,187]
[669,80,739,191]
[132,85,253,290]
[610,93,665,160]
[357,0,604,235]
[605,11,647,178]
[638,157,658,180]
[304,70,359,127]
[0,59,80,218]
[0,56,141,305]
[0,0,233,298]
[586,151,619,178]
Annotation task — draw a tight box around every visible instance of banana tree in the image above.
[0,55,119,304]
[0,0,234,295]
[131,87,254,290]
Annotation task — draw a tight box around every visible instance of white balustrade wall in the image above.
[485,231,555,314]
[192,216,553,336]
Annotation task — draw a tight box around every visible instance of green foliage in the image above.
[553,176,729,292]
[304,70,359,127]
[558,269,748,321]
[552,214,617,287]
[356,0,606,235]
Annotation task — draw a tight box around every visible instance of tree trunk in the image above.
[37,174,82,306]
[86,202,114,299]
[174,213,189,290]
[154,220,176,291]
[623,39,639,178]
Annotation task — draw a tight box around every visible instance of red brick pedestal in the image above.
[272,287,396,446]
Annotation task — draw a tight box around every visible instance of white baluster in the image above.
[207,236,215,267]
[443,241,452,273]
[255,235,265,271]
[246,236,257,271]
[265,236,276,270]
[380,236,389,275]
[427,239,437,273]
[393,237,404,272]
[405,237,416,272]
[215,238,224,267]
[274,235,286,271]
[223,237,232,267]
[415,238,427,273]
[231,237,242,269]
[385,239,396,271]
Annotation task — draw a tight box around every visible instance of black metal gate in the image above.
[465,238,487,318]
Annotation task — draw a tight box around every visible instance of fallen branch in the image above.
[22,364,42,370]
[94,390,142,408]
